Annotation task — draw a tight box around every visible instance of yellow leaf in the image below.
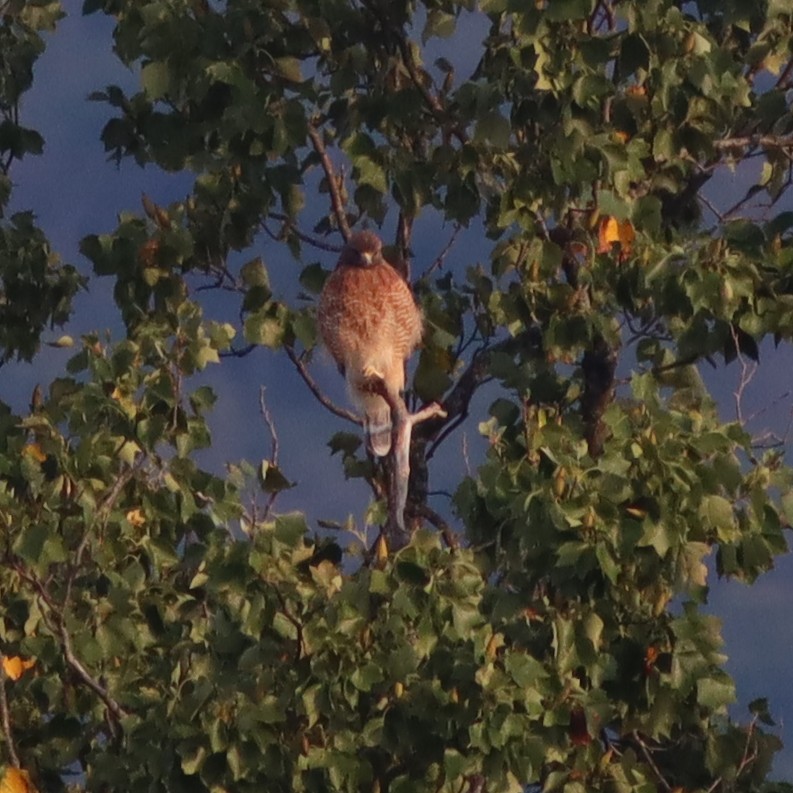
[22,444,47,464]
[374,534,388,568]
[46,335,74,348]
[485,632,504,660]
[126,508,146,527]
[2,656,36,681]
[0,767,35,793]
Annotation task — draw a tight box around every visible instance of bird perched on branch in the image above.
[318,230,423,456]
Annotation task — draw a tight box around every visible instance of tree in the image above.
[2,0,793,790]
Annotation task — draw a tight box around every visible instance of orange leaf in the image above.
[0,768,36,793]
[22,444,47,464]
[598,216,635,258]
[125,508,146,527]
[2,656,36,681]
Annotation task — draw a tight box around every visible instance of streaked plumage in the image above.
[318,231,423,456]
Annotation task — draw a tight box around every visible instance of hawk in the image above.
[318,231,424,456]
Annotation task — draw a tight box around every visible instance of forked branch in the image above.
[364,377,446,545]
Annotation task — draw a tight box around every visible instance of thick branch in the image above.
[365,378,446,545]
[0,669,20,768]
[714,134,793,151]
[581,335,617,457]
[307,124,352,241]
[412,503,460,550]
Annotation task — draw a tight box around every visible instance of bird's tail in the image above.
[364,403,392,457]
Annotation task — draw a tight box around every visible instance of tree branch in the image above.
[714,134,793,152]
[266,212,343,253]
[418,224,462,281]
[632,732,672,793]
[307,124,352,241]
[364,377,446,545]
[60,623,127,731]
[284,344,361,425]
[259,386,284,519]
[12,560,128,735]
[412,503,460,550]
[393,36,467,145]
[0,668,20,768]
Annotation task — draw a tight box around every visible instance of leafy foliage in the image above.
[0,2,83,364]
[1,0,793,791]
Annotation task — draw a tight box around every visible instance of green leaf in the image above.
[505,652,546,688]
[697,674,736,711]
[474,113,511,149]
[299,263,328,294]
[544,0,593,21]
[423,10,456,42]
[597,189,631,220]
[700,494,737,541]
[141,61,170,99]
[259,460,294,493]
[274,512,308,545]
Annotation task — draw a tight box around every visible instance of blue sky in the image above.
[5,2,793,779]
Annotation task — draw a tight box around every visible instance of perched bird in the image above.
[318,231,423,456]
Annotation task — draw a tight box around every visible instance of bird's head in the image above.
[339,230,383,268]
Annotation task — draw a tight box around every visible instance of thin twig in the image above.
[736,716,759,779]
[419,224,462,280]
[269,583,308,660]
[396,211,414,277]
[0,668,20,767]
[259,386,282,519]
[12,553,130,734]
[730,324,758,426]
[267,212,343,253]
[259,387,280,466]
[284,345,361,424]
[697,191,725,223]
[633,732,672,793]
[394,37,467,145]
[61,624,127,729]
[307,124,352,241]
[462,432,472,478]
